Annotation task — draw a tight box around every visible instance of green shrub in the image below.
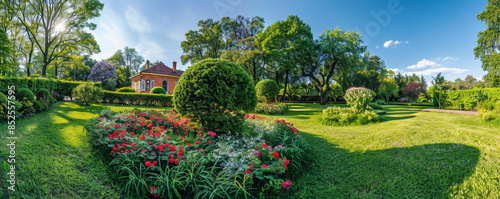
[0,92,7,122]
[256,79,279,103]
[417,93,428,102]
[150,86,166,94]
[445,88,500,111]
[375,99,387,105]
[37,88,50,102]
[17,88,35,102]
[321,106,378,126]
[101,91,173,107]
[32,100,43,113]
[173,58,257,134]
[0,77,101,98]
[369,102,383,110]
[253,103,290,114]
[116,87,135,93]
[344,87,374,113]
[0,92,7,104]
[72,82,102,106]
[19,98,35,116]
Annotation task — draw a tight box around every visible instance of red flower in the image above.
[208,140,212,144]
[147,122,153,128]
[148,142,152,145]
[281,180,292,189]
[169,158,174,163]
[262,144,268,148]
[283,160,289,168]
[273,151,279,158]
[245,169,251,174]
[261,164,271,169]
[170,146,176,152]
[175,159,179,165]
[145,161,151,166]
[139,134,145,140]
[184,139,187,143]
[153,161,158,165]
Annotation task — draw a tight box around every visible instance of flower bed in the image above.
[253,103,290,114]
[86,109,311,198]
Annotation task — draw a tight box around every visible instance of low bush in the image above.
[116,87,135,93]
[369,102,383,110]
[375,99,387,105]
[253,103,290,114]
[32,100,43,113]
[150,86,167,94]
[85,109,311,198]
[256,79,279,103]
[73,82,102,106]
[446,88,500,111]
[479,108,499,123]
[344,87,374,113]
[37,88,50,100]
[17,88,35,102]
[321,106,378,126]
[102,91,173,107]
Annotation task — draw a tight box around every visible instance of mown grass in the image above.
[0,102,499,198]
[267,103,499,198]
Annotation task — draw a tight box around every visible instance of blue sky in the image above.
[90,0,487,82]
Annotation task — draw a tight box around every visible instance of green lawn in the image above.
[1,102,499,198]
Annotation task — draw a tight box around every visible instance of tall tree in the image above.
[300,28,366,105]
[3,0,103,77]
[107,46,144,75]
[379,78,399,102]
[464,75,477,89]
[474,0,500,86]
[258,15,314,102]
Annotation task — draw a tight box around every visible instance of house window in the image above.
[141,79,145,91]
[162,80,169,94]
[145,80,150,91]
[151,80,155,89]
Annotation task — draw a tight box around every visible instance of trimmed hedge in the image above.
[17,88,35,102]
[0,77,101,98]
[445,88,500,111]
[102,91,173,107]
[256,79,278,103]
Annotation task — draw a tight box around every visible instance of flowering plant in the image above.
[400,97,408,102]
[86,109,310,198]
[344,87,373,113]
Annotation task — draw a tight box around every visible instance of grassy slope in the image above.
[0,102,498,198]
[0,102,172,199]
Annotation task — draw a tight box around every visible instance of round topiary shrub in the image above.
[150,86,166,94]
[173,58,258,133]
[17,88,35,102]
[37,88,50,101]
[255,79,278,103]
[72,82,102,106]
[116,87,136,93]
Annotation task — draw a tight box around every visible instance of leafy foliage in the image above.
[445,88,500,111]
[255,79,279,103]
[403,82,426,101]
[16,88,35,102]
[475,0,500,86]
[36,88,50,100]
[72,82,102,106]
[116,87,135,93]
[173,59,257,134]
[344,87,374,113]
[321,106,378,126]
[89,61,116,86]
[150,86,166,94]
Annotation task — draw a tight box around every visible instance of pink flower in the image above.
[281,180,292,189]
[254,151,261,157]
[261,164,271,169]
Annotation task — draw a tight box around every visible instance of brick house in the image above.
[130,60,183,94]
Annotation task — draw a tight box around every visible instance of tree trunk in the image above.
[320,91,328,105]
[279,71,289,102]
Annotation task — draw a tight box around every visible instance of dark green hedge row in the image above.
[102,91,173,107]
[445,88,500,111]
[0,77,101,98]
[387,102,434,106]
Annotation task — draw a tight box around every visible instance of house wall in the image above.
[130,73,180,94]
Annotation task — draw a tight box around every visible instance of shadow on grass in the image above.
[285,131,480,198]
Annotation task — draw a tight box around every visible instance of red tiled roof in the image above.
[141,62,183,76]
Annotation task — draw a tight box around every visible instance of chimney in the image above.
[172,61,177,73]
[146,60,150,69]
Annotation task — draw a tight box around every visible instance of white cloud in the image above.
[90,7,131,61]
[404,67,468,76]
[442,56,458,61]
[125,6,152,33]
[407,58,441,69]
[383,40,409,48]
[387,68,402,73]
[137,36,167,61]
